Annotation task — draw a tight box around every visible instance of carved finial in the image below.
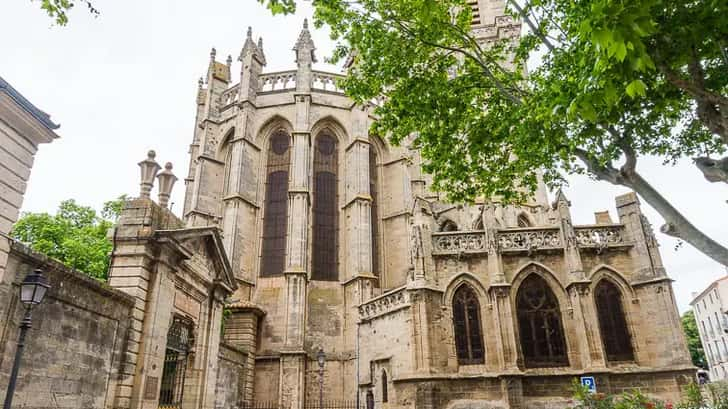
[156,162,178,209]
[138,150,161,199]
[198,76,204,88]
[210,47,217,60]
[294,18,317,64]
[247,26,252,39]
[552,188,570,208]
[258,37,263,49]
[226,54,232,67]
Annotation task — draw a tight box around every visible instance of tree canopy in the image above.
[681,310,707,368]
[11,197,126,280]
[260,0,728,265]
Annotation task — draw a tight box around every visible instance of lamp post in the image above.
[2,269,50,409]
[316,348,325,409]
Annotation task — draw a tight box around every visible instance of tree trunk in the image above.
[623,171,728,267]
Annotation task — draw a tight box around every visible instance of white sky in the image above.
[2,0,727,313]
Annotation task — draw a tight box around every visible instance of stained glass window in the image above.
[260,131,290,277]
[595,279,634,362]
[516,274,569,367]
[312,133,338,281]
[453,285,485,364]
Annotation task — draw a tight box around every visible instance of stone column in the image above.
[278,20,317,409]
[489,285,519,370]
[567,283,607,370]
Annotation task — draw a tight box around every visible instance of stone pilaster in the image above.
[553,190,585,282]
[488,285,518,370]
[483,203,505,284]
[567,283,607,370]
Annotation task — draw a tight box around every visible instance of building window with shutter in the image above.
[594,279,634,362]
[452,284,485,365]
[517,274,569,368]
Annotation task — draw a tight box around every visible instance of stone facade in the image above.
[179,3,693,408]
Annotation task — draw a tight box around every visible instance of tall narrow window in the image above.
[222,144,233,196]
[159,318,193,408]
[260,131,290,277]
[452,284,485,364]
[381,370,388,402]
[517,274,569,367]
[312,132,338,281]
[595,279,634,362]
[369,148,380,278]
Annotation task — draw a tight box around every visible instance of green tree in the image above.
[259,0,728,266]
[11,196,126,280]
[682,310,707,368]
[31,0,98,25]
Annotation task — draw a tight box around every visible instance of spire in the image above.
[552,188,570,209]
[239,26,266,65]
[293,18,317,64]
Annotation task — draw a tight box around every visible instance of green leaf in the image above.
[625,79,646,97]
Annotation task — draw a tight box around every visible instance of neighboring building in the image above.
[0,75,59,278]
[690,276,728,381]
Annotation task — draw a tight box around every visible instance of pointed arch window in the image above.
[452,285,485,364]
[369,148,380,279]
[381,370,388,402]
[312,132,338,281]
[595,279,634,362]
[517,213,531,227]
[260,130,290,277]
[516,274,569,367]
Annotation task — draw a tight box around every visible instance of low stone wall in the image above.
[0,238,134,408]
[215,344,247,409]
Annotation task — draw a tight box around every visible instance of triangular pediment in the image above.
[155,227,237,292]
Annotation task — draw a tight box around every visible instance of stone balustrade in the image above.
[497,227,562,253]
[220,84,240,107]
[573,224,628,250]
[312,71,345,93]
[359,286,410,321]
[430,224,630,256]
[432,231,487,255]
[259,70,298,92]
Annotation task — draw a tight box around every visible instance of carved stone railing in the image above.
[220,84,240,107]
[259,70,297,92]
[497,227,562,253]
[574,224,628,250]
[431,231,486,255]
[359,287,410,321]
[312,71,345,93]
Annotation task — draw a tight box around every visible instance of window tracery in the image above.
[594,279,634,362]
[260,130,290,277]
[452,284,485,364]
[516,274,569,367]
[312,132,338,281]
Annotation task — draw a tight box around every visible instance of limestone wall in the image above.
[0,239,134,409]
[214,344,247,409]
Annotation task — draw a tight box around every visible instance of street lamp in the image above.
[317,348,325,409]
[3,269,50,409]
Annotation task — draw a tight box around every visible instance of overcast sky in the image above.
[2,0,727,312]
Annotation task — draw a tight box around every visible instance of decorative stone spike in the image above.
[198,76,204,88]
[247,26,252,38]
[210,47,217,60]
[226,55,233,67]
[138,150,161,199]
[156,162,178,208]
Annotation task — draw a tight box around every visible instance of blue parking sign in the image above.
[580,376,596,393]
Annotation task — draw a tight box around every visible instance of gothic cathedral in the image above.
[177,3,694,408]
